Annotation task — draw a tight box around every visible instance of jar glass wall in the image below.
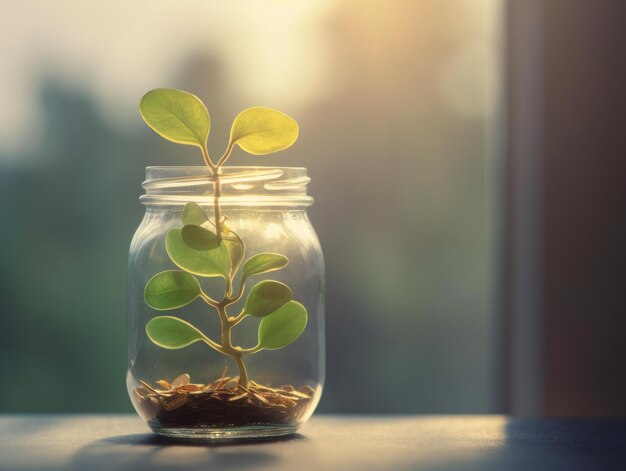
[127,167,324,440]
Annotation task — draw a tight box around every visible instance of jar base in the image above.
[150,423,300,442]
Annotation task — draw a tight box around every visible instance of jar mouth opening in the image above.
[141,166,313,207]
[146,165,308,173]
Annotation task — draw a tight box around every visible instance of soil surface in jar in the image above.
[134,370,315,429]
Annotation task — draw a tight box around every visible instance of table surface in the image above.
[1,415,625,471]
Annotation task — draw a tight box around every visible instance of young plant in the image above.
[139,88,306,389]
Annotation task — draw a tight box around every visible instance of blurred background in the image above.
[1,0,624,416]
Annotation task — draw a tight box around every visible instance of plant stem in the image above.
[199,290,219,307]
[239,345,262,355]
[208,160,250,388]
[229,309,246,326]
[200,280,251,387]
[227,276,247,304]
[216,142,234,167]
[233,352,250,387]
[211,172,222,242]
[217,302,250,388]
[201,336,226,354]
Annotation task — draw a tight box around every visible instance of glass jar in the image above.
[127,166,324,441]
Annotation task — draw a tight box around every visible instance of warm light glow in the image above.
[0,0,335,155]
[264,222,287,240]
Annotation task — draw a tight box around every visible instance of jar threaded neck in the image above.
[140,166,313,207]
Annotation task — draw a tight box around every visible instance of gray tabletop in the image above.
[1,415,625,471]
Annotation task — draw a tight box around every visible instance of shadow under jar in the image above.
[128,166,325,441]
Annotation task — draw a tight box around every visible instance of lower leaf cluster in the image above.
[143,203,307,356]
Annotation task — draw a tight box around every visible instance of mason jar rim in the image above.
[140,166,314,208]
[146,165,308,170]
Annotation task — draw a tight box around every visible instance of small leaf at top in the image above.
[144,270,201,310]
[243,253,288,277]
[257,301,307,350]
[146,316,207,349]
[140,88,210,148]
[229,107,298,155]
[182,224,220,250]
[166,228,231,278]
[182,202,208,226]
[244,280,293,318]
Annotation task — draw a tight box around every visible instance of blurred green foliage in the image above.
[0,0,498,413]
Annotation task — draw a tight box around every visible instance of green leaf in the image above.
[243,253,288,277]
[225,240,244,273]
[166,228,231,278]
[181,224,219,250]
[139,88,210,148]
[146,316,207,349]
[182,202,208,226]
[244,281,293,318]
[257,301,307,350]
[144,270,200,310]
[222,222,244,273]
[181,205,243,273]
[229,107,298,155]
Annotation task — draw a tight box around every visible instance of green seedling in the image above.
[139,88,306,388]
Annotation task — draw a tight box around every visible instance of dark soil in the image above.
[134,372,314,428]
